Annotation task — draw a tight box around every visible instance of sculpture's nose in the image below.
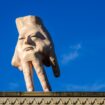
[25,36,35,46]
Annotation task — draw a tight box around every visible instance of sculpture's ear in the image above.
[11,49,19,67]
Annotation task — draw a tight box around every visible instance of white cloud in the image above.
[61,51,79,64]
[61,43,82,64]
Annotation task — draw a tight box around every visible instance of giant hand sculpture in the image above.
[11,15,60,92]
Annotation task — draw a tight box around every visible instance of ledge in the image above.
[0,92,105,97]
[0,92,105,105]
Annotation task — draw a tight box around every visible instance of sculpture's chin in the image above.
[22,50,36,61]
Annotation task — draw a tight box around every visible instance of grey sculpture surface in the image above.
[11,15,60,92]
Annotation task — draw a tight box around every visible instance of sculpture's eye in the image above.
[35,32,46,40]
[19,37,25,40]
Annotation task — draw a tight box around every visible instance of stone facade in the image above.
[0,92,105,105]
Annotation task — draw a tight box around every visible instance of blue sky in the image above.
[0,0,105,92]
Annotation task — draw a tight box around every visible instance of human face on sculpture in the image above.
[18,32,49,62]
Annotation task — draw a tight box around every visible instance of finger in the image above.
[22,61,34,92]
[49,51,60,77]
[29,62,34,89]
[29,63,33,79]
[32,56,51,92]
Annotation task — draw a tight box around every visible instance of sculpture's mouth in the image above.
[24,47,34,51]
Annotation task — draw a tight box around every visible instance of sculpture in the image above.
[11,15,60,92]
